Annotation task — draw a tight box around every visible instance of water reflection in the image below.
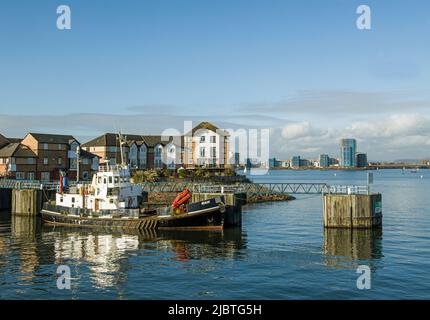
[43,226,246,289]
[323,228,383,269]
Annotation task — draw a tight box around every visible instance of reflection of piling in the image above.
[323,228,383,261]
[323,193,382,228]
[12,189,43,215]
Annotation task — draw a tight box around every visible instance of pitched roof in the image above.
[82,133,180,148]
[185,122,229,136]
[27,133,77,144]
[6,138,22,143]
[0,134,9,148]
[79,149,100,159]
[0,143,37,158]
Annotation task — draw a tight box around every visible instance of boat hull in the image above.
[41,202,233,231]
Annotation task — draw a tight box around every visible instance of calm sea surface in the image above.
[1,169,429,299]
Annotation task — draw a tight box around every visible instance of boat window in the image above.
[114,177,119,183]
[109,176,113,184]
[60,197,63,202]
[103,178,107,184]
[98,177,101,183]
[110,199,114,204]
[72,197,75,203]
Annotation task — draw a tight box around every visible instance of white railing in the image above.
[325,185,370,195]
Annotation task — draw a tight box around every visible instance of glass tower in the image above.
[340,139,357,167]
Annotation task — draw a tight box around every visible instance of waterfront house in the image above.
[0,142,37,180]
[82,133,182,170]
[183,122,230,169]
[20,133,98,181]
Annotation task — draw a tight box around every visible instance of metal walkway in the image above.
[0,179,369,195]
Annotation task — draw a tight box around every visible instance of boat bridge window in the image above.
[107,188,120,196]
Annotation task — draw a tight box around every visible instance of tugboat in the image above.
[41,134,239,231]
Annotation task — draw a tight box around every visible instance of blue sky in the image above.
[1,0,430,160]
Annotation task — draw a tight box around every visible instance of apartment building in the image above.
[82,133,182,169]
[20,133,99,181]
[183,122,230,169]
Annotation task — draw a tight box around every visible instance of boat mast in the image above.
[118,132,127,167]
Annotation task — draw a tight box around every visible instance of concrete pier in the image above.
[11,189,43,215]
[323,193,382,229]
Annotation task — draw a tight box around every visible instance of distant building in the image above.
[356,153,368,168]
[319,154,330,168]
[329,157,339,166]
[340,138,357,167]
[299,159,311,167]
[291,156,301,168]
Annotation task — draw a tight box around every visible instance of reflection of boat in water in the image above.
[42,224,246,262]
[323,228,383,269]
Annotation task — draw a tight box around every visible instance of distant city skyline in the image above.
[1,1,430,161]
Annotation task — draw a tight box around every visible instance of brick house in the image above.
[0,142,37,180]
[20,133,99,181]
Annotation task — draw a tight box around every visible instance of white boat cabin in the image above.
[56,164,142,211]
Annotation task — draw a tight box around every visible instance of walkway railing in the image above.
[0,179,370,195]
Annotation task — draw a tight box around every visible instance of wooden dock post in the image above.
[11,189,43,216]
[323,193,382,228]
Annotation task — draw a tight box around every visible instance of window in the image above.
[43,143,48,150]
[27,158,35,165]
[210,136,216,143]
[109,176,113,183]
[83,171,89,180]
[41,172,50,181]
[155,145,162,157]
[200,136,205,143]
[82,158,89,165]
[27,172,35,180]
[57,157,62,165]
[43,157,49,165]
[199,147,205,157]
[211,147,216,158]
[114,177,119,183]
[0,158,4,164]
[58,144,62,150]
[16,172,25,180]
[10,157,16,164]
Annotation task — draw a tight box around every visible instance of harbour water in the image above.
[0,169,429,299]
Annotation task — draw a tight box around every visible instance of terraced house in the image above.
[80,122,231,170]
[19,133,99,181]
[81,133,182,169]
[0,135,37,180]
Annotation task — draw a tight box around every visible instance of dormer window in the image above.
[200,136,205,143]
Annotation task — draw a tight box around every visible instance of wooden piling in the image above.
[0,188,12,210]
[11,189,43,216]
[323,193,382,228]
